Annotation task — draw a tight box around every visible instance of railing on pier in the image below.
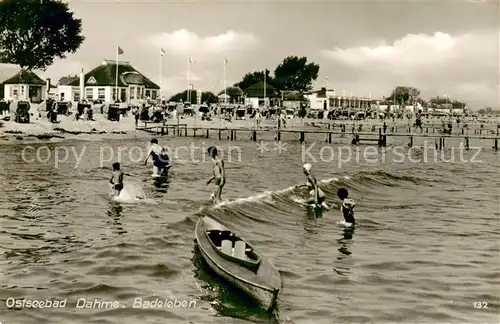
[136,120,500,151]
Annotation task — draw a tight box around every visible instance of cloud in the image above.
[0,63,20,82]
[321,31,499,107]
[43,59,87,82]
[145,29,258,58]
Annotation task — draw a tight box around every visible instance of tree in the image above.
[273,56,319,92]
[387,86,421,105]
[219,86,243,98]
[218,86,244,103]
[201,91,217,104]
[234,69,277,90]
[169,90,195,103]
[168,90,216,104]
[0,0,84,71]
[429,97,465,109]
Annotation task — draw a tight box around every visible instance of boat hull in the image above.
[195,217,281,311]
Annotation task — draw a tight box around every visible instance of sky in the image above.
[2,0,499,109]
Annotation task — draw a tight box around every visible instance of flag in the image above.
[117,46,124,55]
[160,48,166,56]
[224,57,228,64]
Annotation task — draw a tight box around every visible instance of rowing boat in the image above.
[194,216,281,311]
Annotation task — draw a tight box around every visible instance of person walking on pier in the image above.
[414,111,423,132]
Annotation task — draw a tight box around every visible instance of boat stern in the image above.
[266,287,280,311]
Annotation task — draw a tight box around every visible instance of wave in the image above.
[180,169,426,235]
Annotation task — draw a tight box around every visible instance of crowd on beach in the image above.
[1,95,498,139]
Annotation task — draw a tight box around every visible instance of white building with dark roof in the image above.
[304,87,335,110]
[57,59,160,104]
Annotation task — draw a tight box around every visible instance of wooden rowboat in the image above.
[195,216,281,311]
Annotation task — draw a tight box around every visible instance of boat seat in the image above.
[221,240,232,255]
[233,240,246,259]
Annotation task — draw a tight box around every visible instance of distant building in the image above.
[304,88,335,110]
[1,69,47,103]
[282,91,304,110]
[57,59,160,104]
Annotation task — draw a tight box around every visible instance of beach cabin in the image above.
[235,106,246,120]
[2,70,47,103]
[285,108,295,119]
[58,60,160,105]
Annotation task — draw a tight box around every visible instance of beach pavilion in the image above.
[57,59,160,105]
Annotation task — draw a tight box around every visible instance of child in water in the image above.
[109,162,124,197]
[206,146,225,204]
[337,188,355,225]
[302,163,330,210]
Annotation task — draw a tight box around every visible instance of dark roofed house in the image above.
[244,81,279,108]
[282,91,305,110]
[1,69,47,103]
[58,75,79,85]
[58,59,160,103]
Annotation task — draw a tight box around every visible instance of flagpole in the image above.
[223,58,227,104]
[187,56,190,103]
[115,46,118,102]
[263,69,266,108]
[159,51,162,101]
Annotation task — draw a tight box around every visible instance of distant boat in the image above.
[194,216,281,311]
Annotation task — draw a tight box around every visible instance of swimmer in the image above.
[302,163,329,210]
[206,146,225,204]
[337,188,355,225]
[109,162,124,197]
[144,139,170,176]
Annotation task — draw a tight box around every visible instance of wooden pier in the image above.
[137,121,500,151]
